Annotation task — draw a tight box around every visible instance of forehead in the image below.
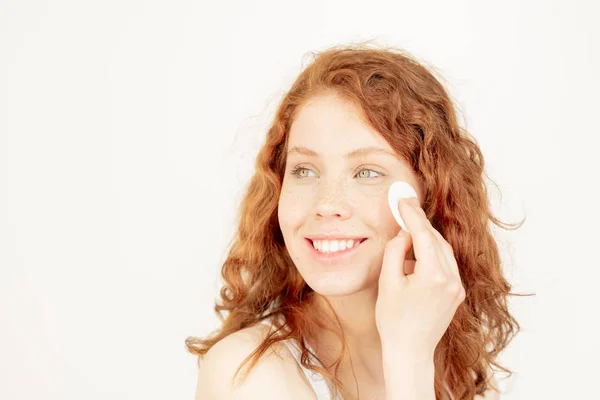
[288,94,393,154]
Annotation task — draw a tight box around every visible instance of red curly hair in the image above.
[186,42,529,399]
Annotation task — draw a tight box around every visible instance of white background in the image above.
[1,0,599,399]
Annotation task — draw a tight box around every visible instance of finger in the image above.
[430,227,461,280]
[397,198,446,279]
[411,204,458,280]
[414,210,455,278]
[403,259,417,275]
[379,230,412,289]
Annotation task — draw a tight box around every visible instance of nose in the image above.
[313,180,352,220]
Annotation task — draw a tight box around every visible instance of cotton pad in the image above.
[387,180,418,232]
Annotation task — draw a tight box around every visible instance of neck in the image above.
[309,286,384,382]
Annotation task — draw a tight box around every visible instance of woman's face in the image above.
[278,94,424,296]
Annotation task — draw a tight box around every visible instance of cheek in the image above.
[349,186,399,239]
[278,186,310,232]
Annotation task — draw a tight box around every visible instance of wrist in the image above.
[381,344,435,400]
[382,351,435,376]
[381,341,435,365]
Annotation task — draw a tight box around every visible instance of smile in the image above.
[304,238,368,262]
[310,238,366,253]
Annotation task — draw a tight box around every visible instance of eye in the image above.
[290,166,316,179]
[356,168,382,179]
[289,166,384,180]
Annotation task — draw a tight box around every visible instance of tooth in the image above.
[347,239,354,248]
[330,240,340,252]
[339,240,347,251]
[322,241,330,253]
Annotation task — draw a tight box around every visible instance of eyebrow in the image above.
[287,146,399,159]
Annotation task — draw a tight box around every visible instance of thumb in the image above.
[379,230,413,289]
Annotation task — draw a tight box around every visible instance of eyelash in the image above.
[289,166,384,180]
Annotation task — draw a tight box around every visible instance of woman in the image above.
[186,43,524,399]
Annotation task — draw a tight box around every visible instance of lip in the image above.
[306,234,367,241]
[304,238,368,263]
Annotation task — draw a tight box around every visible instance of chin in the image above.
[297,259,380,297]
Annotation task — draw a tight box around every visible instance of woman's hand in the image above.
[375,197,466,358]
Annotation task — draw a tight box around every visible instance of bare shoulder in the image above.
[194,322,317,400]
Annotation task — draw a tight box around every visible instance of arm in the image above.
[382,346,501,400]
[382,346,435,400]
[194,331,316,400]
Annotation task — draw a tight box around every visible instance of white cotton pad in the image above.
[387,180,418,232]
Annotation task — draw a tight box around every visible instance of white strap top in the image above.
[259,316,343,400]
